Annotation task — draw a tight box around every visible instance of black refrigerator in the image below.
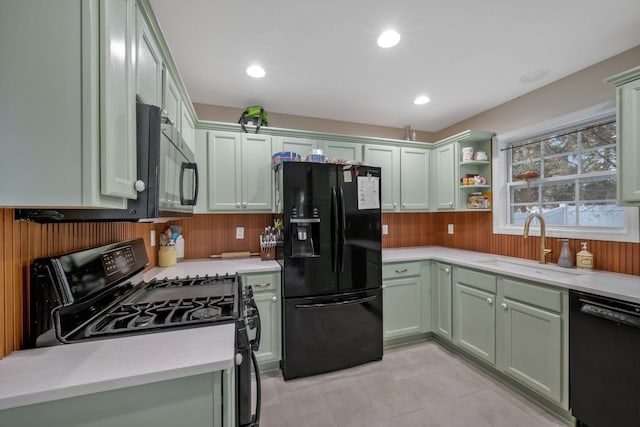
[279,162,383,380]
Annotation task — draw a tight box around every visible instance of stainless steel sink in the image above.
[475,259,586,279]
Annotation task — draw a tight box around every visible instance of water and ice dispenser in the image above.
[290,217,320,257]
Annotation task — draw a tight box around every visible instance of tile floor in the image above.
[257,341,568,427]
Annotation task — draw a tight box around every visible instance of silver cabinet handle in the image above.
[393,203,397,209]
[486,297,493,305]
[272,296,277,303]
[402,203,406,208]
[501,302,508,310]
[381,284,386,289]
[242,202,248,208]
[395,268,408,273]
[439,267,450,274]
[254,282,271,288]
[449,202,453,207]
[236,202,241,208]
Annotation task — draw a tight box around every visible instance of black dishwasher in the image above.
[569,290,640,427]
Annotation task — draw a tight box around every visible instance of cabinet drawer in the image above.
[454,267,496,293]
[242,272,280,293]
[502,278,563,313]
[383,262,420,279]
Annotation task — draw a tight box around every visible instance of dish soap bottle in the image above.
[557,239,574,268]
[576,242,593,270]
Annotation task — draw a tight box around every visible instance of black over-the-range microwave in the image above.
[16,103,199,223]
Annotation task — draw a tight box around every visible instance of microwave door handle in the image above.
[179,162,198,206]
[192,162,199,205]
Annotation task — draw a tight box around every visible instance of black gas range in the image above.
[29,238,260,427]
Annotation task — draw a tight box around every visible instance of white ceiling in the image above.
[149,0,640,132]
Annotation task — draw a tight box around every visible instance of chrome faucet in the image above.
[523,213,552,264]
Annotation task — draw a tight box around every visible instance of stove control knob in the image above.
[134,180,146,192]
[235,353,243,366]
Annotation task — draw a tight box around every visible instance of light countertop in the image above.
[0,324,235,410]
[143,257,280,282]
[383,246,640,304]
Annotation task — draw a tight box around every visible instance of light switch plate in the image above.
[150,230,156,247]
[382,224,389,235]
[448,224,454,234]
[236,227,245,239]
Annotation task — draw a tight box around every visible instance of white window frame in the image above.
[493,100,639,243]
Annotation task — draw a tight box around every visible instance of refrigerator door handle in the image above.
[295,295,377,310]
[339,186,346,272]
[331,186,339,273]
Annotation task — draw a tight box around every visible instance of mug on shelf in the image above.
[475,151,488,161]
[462,147,474,162]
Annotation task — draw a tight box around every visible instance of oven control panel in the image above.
[102,245,136,276]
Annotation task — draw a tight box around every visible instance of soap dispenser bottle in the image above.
[557,239,574,268]
[576,242,594,270]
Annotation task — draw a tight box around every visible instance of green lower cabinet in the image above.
[383,275,422,339]
[0,372,226,427]
[497,277,566,406]
[454,283,496,365]
[241,272,282,368]
[432,263,453,340]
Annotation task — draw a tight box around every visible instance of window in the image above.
[493,102,639,243]
[508,120,620,227]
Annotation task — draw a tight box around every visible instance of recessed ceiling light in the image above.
[414,95,430,105]
[377,30,400,48]
[246,65,266,78]
[519,69,549,83]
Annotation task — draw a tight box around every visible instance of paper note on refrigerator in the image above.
[357,176,380,209]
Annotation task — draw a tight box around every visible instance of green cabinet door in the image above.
[242,272,282,368]
[323,141,363,163]
[273,136,318,160]
[433,263,452,340]
[100,0,138,200]
[208,131,241,210]
[609,69,640,204]
[135,4,162,106]
[500,298,562,403]
[400,147,430,210]
[241,134,272,211]
[163,70,181,129]
[454,283,496,365]
[181,101,195,153]
[383,276,422,339]
[364,145,400,211]
[434,143,456,209]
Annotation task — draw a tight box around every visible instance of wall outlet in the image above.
[150,230,156,247]
[382,224,389,235]
[236,227,245,239]
[448,224,454,234]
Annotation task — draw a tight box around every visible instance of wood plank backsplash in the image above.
[2,209,639,361]
[0,208,158,359]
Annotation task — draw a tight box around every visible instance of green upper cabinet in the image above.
[207,131,272,212]
[100,0,138,200]
[135,4,162,107]
[163,70,181,128]
[364,144,400,211]
[181,101,195,153]
[606,66,640,205]
[272,136,318,160]
[322,141,363,163]
[434,143,456,210]
[400,147,430,210]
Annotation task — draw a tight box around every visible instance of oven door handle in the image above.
[248,299,261,351]
[249,350,261,427]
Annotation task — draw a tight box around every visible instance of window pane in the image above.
[541,204,576,226]
[541,183,575,203]
[579,178,617,201]
[582,123,616,148]
[543,134,577,155]
[511,186,539,203]
[581,148,616,173]
[511,206,537,225]
[543,155,578,177]
[512,144,540,163]
[578,203,624,227]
